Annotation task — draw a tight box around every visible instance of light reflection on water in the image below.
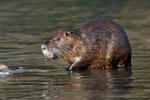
[42,68,132,100]
[0,0,150,100]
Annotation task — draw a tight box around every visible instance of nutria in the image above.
[41,18,132,70]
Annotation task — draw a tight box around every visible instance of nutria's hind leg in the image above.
[118,63,125,68]
[105,51,118,69]
[118,55,131,68]
[105,57,118,69]
[105,59,118,69]
[105,42,119,69]
[118,61,131,68]
[105,58,113,69]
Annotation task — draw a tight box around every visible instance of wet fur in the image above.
[42,18,132,70]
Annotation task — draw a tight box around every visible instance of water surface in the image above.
[0,0,150,100]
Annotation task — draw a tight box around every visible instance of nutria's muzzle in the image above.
[41,44,51,58]
[41,44,58,59]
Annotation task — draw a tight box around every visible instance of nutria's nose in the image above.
[41,44,47,50]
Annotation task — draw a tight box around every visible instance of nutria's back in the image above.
[41,18,131,70]
[74,18,130,50]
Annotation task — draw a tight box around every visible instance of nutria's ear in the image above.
[64,31,72,37]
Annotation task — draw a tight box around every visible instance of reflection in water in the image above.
[44,68,132,100]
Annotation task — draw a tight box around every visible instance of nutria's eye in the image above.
[42,47,46,50]
[41,44,47,50]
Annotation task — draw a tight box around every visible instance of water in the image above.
[0,0,150,100]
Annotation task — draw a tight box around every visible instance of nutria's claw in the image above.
[63,67,71,71]
[63,66,75,71]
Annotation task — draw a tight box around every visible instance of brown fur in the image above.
[42,18,132,70]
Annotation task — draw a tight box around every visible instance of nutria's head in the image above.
[41,29,77,59]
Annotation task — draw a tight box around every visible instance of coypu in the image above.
[41,18,131,70]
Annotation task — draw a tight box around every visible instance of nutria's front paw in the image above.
[64,66,77,71]
[63,66,73,71]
